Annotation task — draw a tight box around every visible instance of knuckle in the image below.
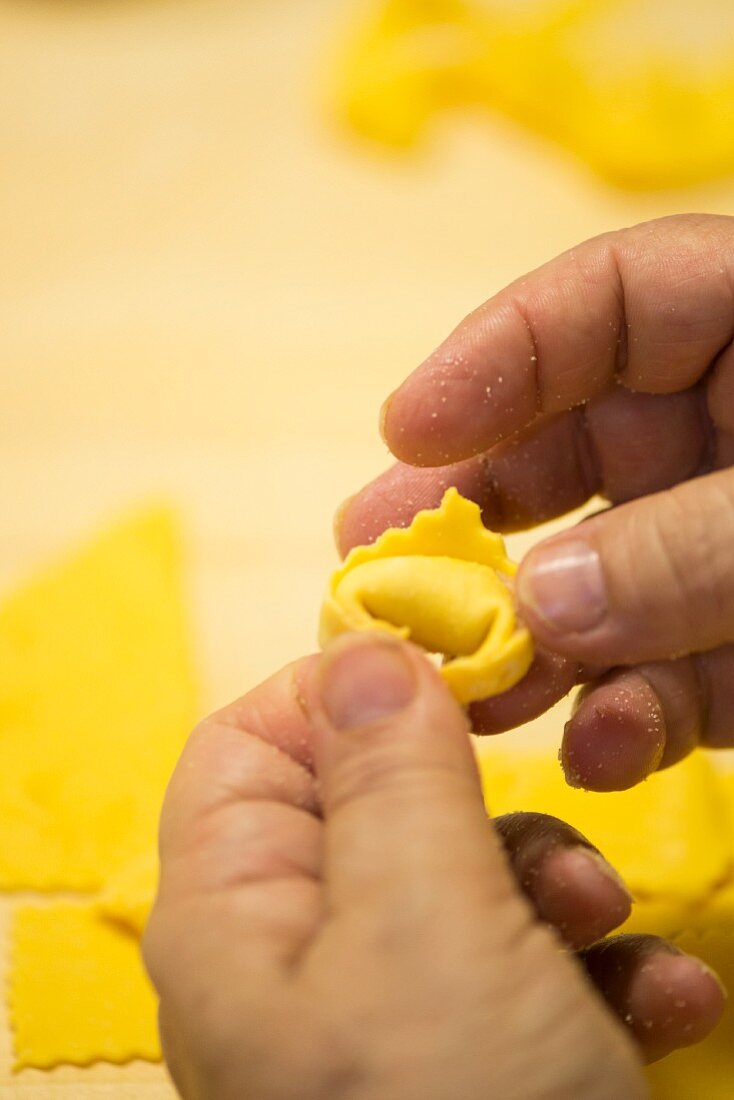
[325,740,461,817]
[649,477,734,645]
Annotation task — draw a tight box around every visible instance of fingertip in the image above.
[532,845,633,949]
[494,813,632,949]
[561,673,665,791]
[626,949,726,1062]
[318,634,418,733]
[378,358,499,467]
[380,383,417,463]
[310,632,464,742]
[582,934,726,1063]
[333,486,414,559]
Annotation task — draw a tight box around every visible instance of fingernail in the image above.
[321,638,416,730]
[578,848,634,902]
[379,394,395,445]
[560,742,584,789]
[697,961,729,999]
[517,540,607,635]
[569,688,586,718]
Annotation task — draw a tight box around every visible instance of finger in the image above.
[336,415,598,553]
[563,646,734,790]
[484,387,708,521]
[145,656,325,998]
[299,633,526,942]
[562,671,666,792]
[580,934,726,1064]
[516,467,734,666]
[494,812,631,949]
[469,647,577,735]
[157,656,323,872]
[383,213,734,465]
[338,388,708,553]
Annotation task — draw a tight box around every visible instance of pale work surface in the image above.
[3,0,734,1093]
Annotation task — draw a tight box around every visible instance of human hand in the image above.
[337,213,734,791]
[144,635,723,1100]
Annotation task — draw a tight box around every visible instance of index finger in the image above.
[145,656,325,996]
[384,213,734,466]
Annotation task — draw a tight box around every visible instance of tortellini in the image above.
[319,489,533,704]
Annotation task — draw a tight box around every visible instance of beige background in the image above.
[2,0,734,1093]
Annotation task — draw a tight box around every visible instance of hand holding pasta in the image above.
[337,213,734,793]
[320,489,533,704]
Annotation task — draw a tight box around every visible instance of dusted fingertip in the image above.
[533,845,633,949]
[561,674,665,791]
[582,934,726,1064]
[628,951,726,1062]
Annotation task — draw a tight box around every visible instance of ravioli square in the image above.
[9,903,160,1069]
[0,507,198,890]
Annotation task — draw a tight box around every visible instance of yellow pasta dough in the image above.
[320,488,533,703]
[0,507,198,890]
[335,0,734,189]
[10,903,160,1069]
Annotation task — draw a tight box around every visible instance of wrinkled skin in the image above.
[144,636,723,1100]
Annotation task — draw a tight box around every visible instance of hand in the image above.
[337,213,734,791]
[144,635,723,1100]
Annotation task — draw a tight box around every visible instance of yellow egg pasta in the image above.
[10,903,160,1070]
[320,488,533,703]
[0,507,198,891]
[334,0,734,189]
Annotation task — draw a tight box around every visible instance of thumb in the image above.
[516,467,734,666]
[301,633,522,929]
